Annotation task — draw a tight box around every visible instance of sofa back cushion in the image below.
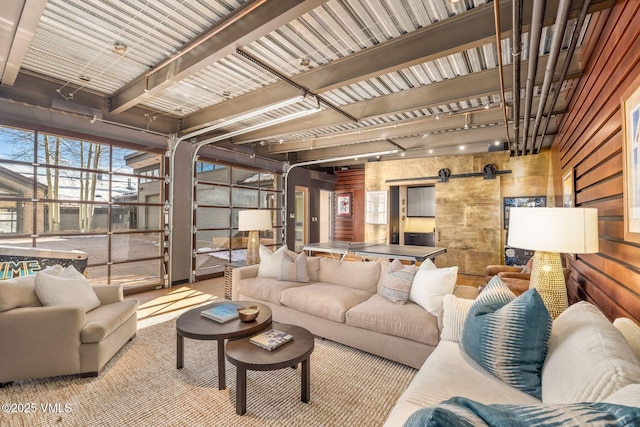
[541,301,640,403]
[306,256,321,282]
[318,257,380,292]
[0,273,43,312]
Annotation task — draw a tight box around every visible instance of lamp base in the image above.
[246,230,261,265]
[529,251,568,319]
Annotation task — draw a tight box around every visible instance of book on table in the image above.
[250,329,294,351]
[200,302,242,323]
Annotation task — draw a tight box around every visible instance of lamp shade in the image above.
[507,207,599,254]
[238,210,272,231]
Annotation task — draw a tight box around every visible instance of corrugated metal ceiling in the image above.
[2,0,609,162]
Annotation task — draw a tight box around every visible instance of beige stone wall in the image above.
[365,150,551,275]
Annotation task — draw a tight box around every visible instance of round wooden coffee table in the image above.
[225,323,315,415]
[176,301,271,390]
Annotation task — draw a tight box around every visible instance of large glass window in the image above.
[0,125,165,291]
[194,160,282,277]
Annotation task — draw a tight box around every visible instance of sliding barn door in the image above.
[434,177,501,275]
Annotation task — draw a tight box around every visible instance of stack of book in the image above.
[200,303,242,323]
[250,329,294,351]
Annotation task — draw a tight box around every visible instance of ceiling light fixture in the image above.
[299,57,311,67]
[194,106,321,146]
[222,90,231,98]
[180,95,306,142]
[113,42,127,55]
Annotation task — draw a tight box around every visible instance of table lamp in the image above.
[507,207,599,319]
[238,210,272,265]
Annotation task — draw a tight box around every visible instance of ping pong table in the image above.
[302,241,446,264]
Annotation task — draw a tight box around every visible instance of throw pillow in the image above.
[440,294,474,342]
[0,273,41,312]
[257,245,296,278]
[409,259,458,315]
[613,317,640,359]
[379,259,418,304]
[404,397,640,427]
[278,251,310,283]
[35,265,101,312]
[542,302,640,403]
[460,277,552,399]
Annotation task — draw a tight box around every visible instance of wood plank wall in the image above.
[334,168,365,242]
[553,1,640,324]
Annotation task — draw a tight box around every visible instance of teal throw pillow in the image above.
[460,277,552,399]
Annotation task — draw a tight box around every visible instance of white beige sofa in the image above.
[232,255,476,369]
[0,268,138,385]
[384,281,640,426]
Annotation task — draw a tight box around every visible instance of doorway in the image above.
[319,189,332,243]
[294,186,308,251]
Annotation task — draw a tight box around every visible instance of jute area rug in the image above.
[1,313,417,427]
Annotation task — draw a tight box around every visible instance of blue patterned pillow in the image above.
[460,277,552,399]
[404,397,640,427]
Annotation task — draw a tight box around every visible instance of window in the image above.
[194,160,282,277]
[0,124,166,291]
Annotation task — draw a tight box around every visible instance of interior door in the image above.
[434,178,501,275]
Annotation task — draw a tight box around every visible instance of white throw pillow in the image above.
[257,245,296,278]
[440,293,474,342]
[409,259,458,315]
[541,302,640,403]
[613,317,640,359]
[35,265,100,312]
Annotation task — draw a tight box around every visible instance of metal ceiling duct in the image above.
[528,0,573,155]
[512,0,524,156]
[521,0,546,155]
[536,0,592,154]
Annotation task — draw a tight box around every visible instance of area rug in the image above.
[1,314,417,426]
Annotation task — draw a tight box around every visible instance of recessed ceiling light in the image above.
[459,145,465,150]
[113,42,127,55]
[79,74,91,82]
[299,57,311,67]
[222,90,231,98]
[279,139,284,144]
[428,149,433,154]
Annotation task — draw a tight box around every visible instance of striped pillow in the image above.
[379,259,418,304]
[460,276,552,399]
[278,252,310,283]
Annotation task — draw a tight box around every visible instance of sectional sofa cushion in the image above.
[383,340,541,427]
[81,298,139,343]
[461,278,552,399]
[280,283,372,322]
[235,277,306,304]
[379,259,418,304]
[279,252,310,283]
[604,384,640,408]
[346,293,439,345]
[318,258,380,292]
[409,259,458,315]
[541,301,640,403]
[35,265,101,312]
[613,317,640,359]
[0,273,42,312]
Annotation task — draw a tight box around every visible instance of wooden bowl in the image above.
[237,305,260,322]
